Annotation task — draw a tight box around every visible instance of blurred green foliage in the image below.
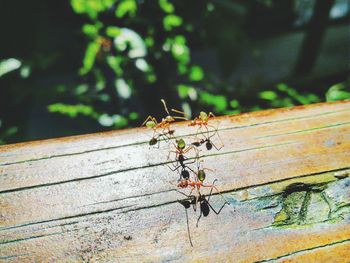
[0,0,349,144]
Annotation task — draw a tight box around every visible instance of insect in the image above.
[191,126,223,151]
[189,111,216,129]
[177,160,228,212]
[141,99,187,132]
[148,129,175,148]
[167,138,200,171]
[178,180,228,246]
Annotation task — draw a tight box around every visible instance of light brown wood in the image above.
[0,101,350,262]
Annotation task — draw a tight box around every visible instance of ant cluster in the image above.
[141,99,229,246]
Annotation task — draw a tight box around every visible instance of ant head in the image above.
[206,141,212,150]
[146,120,156,128]
[179,199,191,209]
[181,169,190,179]
[149,137,158,146]
[198,169,206,182]
[177,180,188,188]
[165,115,175,123]
[192,141,201,147]
[176,138,186,149]
[199,111,208,121]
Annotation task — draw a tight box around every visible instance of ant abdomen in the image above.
[206,142,212,150]
[181,169,190,179]
[149,138,158,146]
[200,201,210,216]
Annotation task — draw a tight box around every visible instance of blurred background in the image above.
[0,0,349,144]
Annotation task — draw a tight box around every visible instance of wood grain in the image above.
[0,101,350,262]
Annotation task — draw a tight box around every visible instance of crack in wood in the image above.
[254,238,350,262]
[0,141,295,195]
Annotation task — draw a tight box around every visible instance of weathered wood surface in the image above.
[0,101,350,262]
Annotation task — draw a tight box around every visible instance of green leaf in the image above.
[107,56,123,76]
[79,41,101,75]
[177,84,197,100]
[115,0,137,18]
[129,112,139,120]
[170,35,190,68]
[48,103,97,118]
[82,23,102,38]
[71,0,116,20]
[99,114,128,127]
[326,83,350,102]
[106,26,121,37]
[229,99,239,108]
[159,0,174,13]
[189,65,204,81]
[259,90,278,100]
[199,91,227,112]
[163,14,183,31]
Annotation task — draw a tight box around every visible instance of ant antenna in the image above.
[161,99,170,115]
[185,207,193,247]
[171,108,186,115]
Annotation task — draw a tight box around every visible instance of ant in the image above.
[168,138,199,160]
[177,160,228,212]
[141,99,187,132]
[188,111,223,150]
[191,126,223,151]
[166,138,200,174]
[148,129,175,148]
[188,111,216,130]
[178,180,229,246]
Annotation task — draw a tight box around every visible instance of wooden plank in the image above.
[0,101,350,262]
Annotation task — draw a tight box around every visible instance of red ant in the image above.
[167,138,199,166]
[177,160,228,212]
[189,111,215,127]
[141,99,187,132]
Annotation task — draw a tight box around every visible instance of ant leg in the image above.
[141,116,158,127]
[185,205,194,247]
[205,197,228,215]
[206,124,224,150]
[202,180,229,204]
[167,150,178,161]
[207,179,217,202]
[183,145,200,156]
[203,180,228,215]
[203,167,215,173]
[196,211,203,228]
[208,112,216,118]
[171,108,186,115]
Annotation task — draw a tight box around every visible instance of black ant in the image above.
[191,127,223,151]
[149,129,175,148]
[178,180,229,246]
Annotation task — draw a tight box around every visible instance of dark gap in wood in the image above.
[255,238,350,263]
[0,205,133,232]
